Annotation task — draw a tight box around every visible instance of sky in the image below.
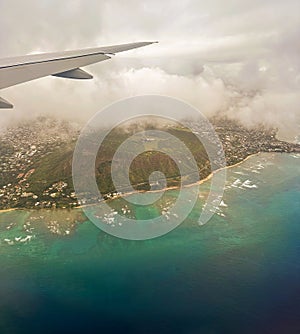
[0,0,299,139]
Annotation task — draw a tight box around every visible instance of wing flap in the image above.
[52,68,93,79]
[0,96,13,108]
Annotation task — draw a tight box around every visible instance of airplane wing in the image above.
[0,41,157,108]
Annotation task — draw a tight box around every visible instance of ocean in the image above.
[0,153,299,333]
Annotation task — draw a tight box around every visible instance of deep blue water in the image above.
[0,153,299,333]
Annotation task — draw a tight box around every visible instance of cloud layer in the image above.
[1,0,299,139]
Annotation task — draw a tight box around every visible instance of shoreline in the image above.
[93,152,262,200]
[0,151,283,213]
[0,208,18,213]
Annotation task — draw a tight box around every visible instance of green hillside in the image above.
[26,124,209,204]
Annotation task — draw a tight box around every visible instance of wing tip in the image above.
[145,41,159,45]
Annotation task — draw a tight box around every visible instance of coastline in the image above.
[74,152,262,210]
[0,208,18,213]
[111,152,261,195]
[0,151,272,213]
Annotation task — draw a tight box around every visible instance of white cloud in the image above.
[0,0,299,139]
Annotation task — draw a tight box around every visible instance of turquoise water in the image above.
[0,153,299,333]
